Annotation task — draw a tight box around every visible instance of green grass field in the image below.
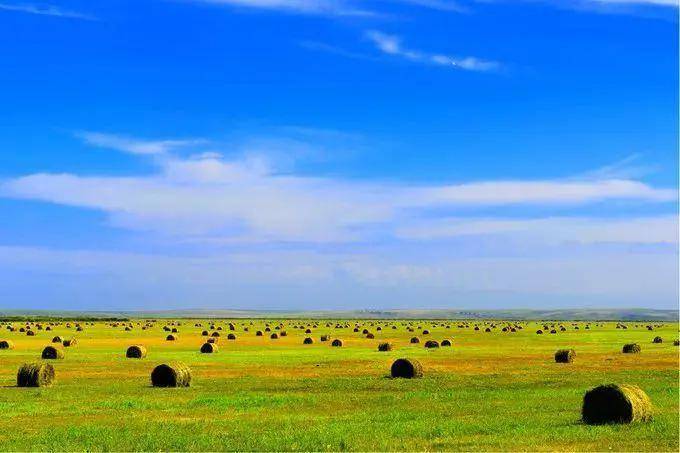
[0,319,677,451]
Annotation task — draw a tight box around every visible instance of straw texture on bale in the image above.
[0,340,14,349]
[200,342,218,353]
[126,345,147,358]
[390,358,423,379]
[17,362,55,387]
[441,339,452,347]
[378,342,393,352]
[410,337,420,344]
[331,339,343,347]
[151,362,192,387]
[554,349,576,363]
[652,336,662,344]
[303,337,314,344]
[424,340,439,348]
[622,343,641,353]
[582,384,652,424]
[63,338,77,347]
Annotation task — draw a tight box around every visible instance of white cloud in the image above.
[0,3,95,20]
[195,0,377,16]
[75,131,207,155]
[366,30,501,72]
[396,215,679,244]
[0,133,675,243]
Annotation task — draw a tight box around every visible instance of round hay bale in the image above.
[673,340,679,346]
[201,330,209,336]
[331,339,343,347]
[26,330,35,336]
[256,330,263,336]
[166,334,177,341]
[410,337,420,344]
[582,384,652,424]
[320,335,330,342]
[378,342,393,352]
[51,336,63,343]
[207,337,218,344]
[280,331,288,337]
[652,336,662,344]
[41,345,64,360]
[424,340,439,349]
[211,331,220,337]
[441,339,452,347]
[151,362,192,387]
[62,338,77,347]
[422,330,430,335]
[227,333,236,340]
[200,342,218,353]
[270,333,279,339]
[126,345,147,358]
[0,340,15,350]
[554,349,576,363]
[366,333,375,339]
[622,343,641,354]
[303,337,314,344]
[536,330,543,335]
[390,358,423,379]
[17,362,55,387]
[485,328,491,333]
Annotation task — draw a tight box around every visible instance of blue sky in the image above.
[0,0,677,311]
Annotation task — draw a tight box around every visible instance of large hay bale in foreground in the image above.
[0,340,14,350]
[126,345,147,358]
[41,345,64,360]
[151,362,192,387]
[582,384,652,424]
[390,358,423,379]
[200,342,218,353]
[554,349,575,363]
[378,342,393,352]
[17,362,55,387]
[622,343,641,354]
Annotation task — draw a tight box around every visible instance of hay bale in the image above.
[673,340,679,346]
[378,342,393,352]
[441,339,452,347]
[200,342,218,353]
[201,330,209,336]
[424,340,439,349]
[390,358,423,379]
[126,345,147,358]
[207,337,218,344]
[485,328,491,333]
[303,337,314,344]
[256,330,263,336]
[51,336,63,343]
[410,337,420,344]
[320,335,330,342]
[227,333,236,340]
[166,334,177,341]
[151,362,192,387]
[331,339,343,347]
[652,336,662,344]
[582,384,652,424]
[622,343,641,354]
[366,333,375,339]
[211,331,220,337]
[26,330,35,336]
[17,362,55,387]
[554,349,576,363]
[270,333,279,339]
[41,345,64,359]
[0,340,15,350]
[62,338,76,347]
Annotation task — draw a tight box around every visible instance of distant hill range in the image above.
[0,308,677,321]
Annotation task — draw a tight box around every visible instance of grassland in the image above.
[0,319,677,451]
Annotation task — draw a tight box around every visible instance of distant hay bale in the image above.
[320,335,330,342]
[63,338,77,347]
[151,362,192,387]
[331,339,343,347]
[52,336,63,343]
[390,358,423,379]
[550,329,557,334]
[485,328,491,333]
[582,384,652,424]
[270,333,279,339]
[536,330,543,335]
[303,337,314,344]
[554,349,576,363]
[441,339,452,347]
[201,330,209,336]
[256,330,263,336]
[410,337,420,344]
[41,345,64,360]
[280,331,288,337]
[17,362,55,387]
[211,332,220,337]
[26,330,35,336]
[126,345,147,358]
[674,340,679,346]
[200,342,218,353]
[424,340,439,349]
[305,329,312,334]
[652,336,662,344]
[166,334,177,341]
[366,333,375,339]
[378,342,393,352]
[207,337,218,344]
[622,343,641,354]
[227,333,236,340]
[422,330,430,335]
[0,340,15,350]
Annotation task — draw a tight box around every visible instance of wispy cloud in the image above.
[1,132,674,243]
[366,30,502,72]
[75,131,207,155]
[194,0,378,17]
[586,0,677,7]
[0,3,96,20]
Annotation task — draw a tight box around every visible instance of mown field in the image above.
[0,319,677,452]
